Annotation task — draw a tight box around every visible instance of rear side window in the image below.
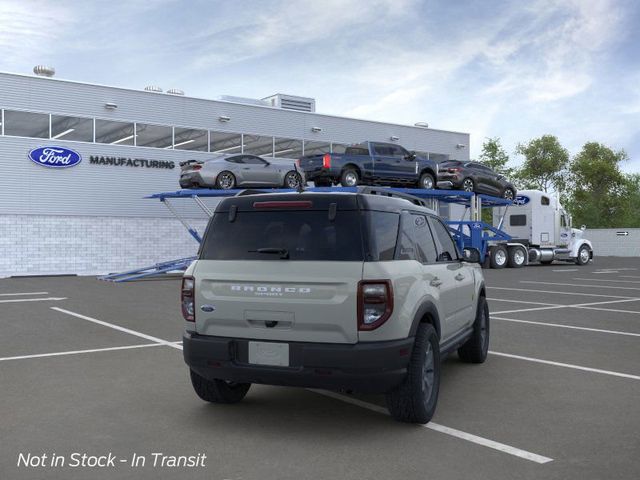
[510,214,527,226]
[345,147,370,156]
[395,213,438,263]
[428,217,459,262]
[366,211,399,261]
[200,210,363,261]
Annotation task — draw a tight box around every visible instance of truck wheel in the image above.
[386,323,440,424]
[507,246,526,268]
[576,245,591,265]
[189,370,251,404]
[458,296,490,363]
[418,172,435,190]
[216,171,236,190]
[340,168,359,187]
[502,188,515,200]
[489,245,508,269]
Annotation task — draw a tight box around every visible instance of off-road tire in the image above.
[490,245,508,269]
[190,370,251,404]
[340,168,359,187]
[507,246,526,268]
[576,245,591,266]
[216,171,236,190]
[458,296,490,363]
[386,323,440,424]
[418,172,435,190]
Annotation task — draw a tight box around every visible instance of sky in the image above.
[1,0,639,172]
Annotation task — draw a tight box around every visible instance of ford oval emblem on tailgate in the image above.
[28,146,82,168]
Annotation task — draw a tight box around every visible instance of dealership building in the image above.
[0,69,470,278]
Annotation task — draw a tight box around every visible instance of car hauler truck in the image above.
[488,189,593,268]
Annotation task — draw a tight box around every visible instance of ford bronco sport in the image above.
[182,188,489,424]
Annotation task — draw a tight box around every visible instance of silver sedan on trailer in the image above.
[179,154,305,190]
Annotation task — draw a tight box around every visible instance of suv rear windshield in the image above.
[200,209,401,262]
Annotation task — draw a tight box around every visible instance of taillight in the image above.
[322,153,331,168]
[448,167,460,173]
[358,280,393,331]
[181,276,195,322]
[295,158,301,167]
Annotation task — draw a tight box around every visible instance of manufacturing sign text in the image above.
[89,156,175,169]
[29,146,82,168]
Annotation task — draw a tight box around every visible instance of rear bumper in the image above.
[302,166,338,182]
[179,172,207,188]
[183,331,414,393]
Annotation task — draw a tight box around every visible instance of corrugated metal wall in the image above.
[584,229,640,257]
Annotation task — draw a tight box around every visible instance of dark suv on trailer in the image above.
[437,160,516,199]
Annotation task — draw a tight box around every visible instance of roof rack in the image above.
[356,186,429,207]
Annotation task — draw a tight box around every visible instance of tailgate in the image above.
[194,261,362,344]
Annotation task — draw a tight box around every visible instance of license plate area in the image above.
[248,341,290,367]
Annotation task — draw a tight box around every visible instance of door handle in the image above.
[455,273,465,281]
[430,277,443,287]
[242,167,250,170]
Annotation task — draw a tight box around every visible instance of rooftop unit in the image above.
[262,93,316,112]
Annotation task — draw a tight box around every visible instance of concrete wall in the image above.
[583,228,640,257]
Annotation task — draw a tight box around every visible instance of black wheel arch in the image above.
[409,301,442,339]
[342,163,362,176]
[419,167,436,179]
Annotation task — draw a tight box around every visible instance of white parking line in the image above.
[0,292,49,296]
[0,343,162,362]
[552,269,578,272]
[487,298,559,307]
[520,281,640,291]
[492,316,640,338]
[491,305,567,315]
[0,297,67,304]
[573,278,640,284]
[621,275,640,279]
[491,298,640,315]
[489,351,640,381]
[309,389,553,464]
[51,307,183,350]
[488,286,637,299]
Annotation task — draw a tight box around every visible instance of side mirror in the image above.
[405,152,416,161]
[462,248,481,263]
[581,225,586,231]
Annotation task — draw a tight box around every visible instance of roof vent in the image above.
[167,88,185,96]
[33,65,55,77]
[144,85,163,93]
[262,94,316,112]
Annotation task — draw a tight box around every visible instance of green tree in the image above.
[566,142,630,228]
[478,137,514,177]
[514,135,569,192]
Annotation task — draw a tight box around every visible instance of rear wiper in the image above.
[248,247,290,259]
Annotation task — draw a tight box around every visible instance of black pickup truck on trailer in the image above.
[298,141,439,189]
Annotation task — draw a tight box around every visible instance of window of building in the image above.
[50,115,93,142]
[510,214,527,226]
[135,123,172,148]
[244,134,274,156]
[173,127,208,151]
[4,110,49,138]
[273,137,303,159]
[331,143,348,154]
[210,131,243,154]
[303,140,330,156]
[95,119,135,145]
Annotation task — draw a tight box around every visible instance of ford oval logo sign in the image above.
[514,195,530,206]
[28,146,82,168]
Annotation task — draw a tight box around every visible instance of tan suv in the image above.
[182,188,489,423]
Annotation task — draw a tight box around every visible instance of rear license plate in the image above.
[248,341,289,367]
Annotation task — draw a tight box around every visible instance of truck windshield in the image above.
[200,211,365,261]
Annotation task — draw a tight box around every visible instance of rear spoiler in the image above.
[179,159,203,167]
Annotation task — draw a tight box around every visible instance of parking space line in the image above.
[574,305,640,315]
[309,389,553,464]
[487,298,559,307]
[489,351,640,381]
[0,297,67,304]
[552,269,578,272]
[491,298,640,315]
[621,275,640,279]
[492,316,640,337]
[492,305,567,315]
[51,307,183,350]
[0,292,49,296]
[520,281,640,291]
[489,286,637,299]
[0,343,162,362]
[573,278,640,284]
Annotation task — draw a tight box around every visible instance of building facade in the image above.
[0,71,470,277]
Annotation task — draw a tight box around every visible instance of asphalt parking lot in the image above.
[1,257,639,480]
